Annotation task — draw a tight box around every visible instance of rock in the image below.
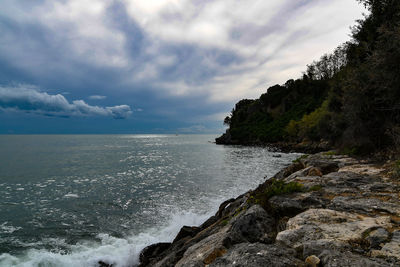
[138,153,400,267]
[276,209,392,250]
[302,239,350,259]
[366,228,389,249]
[284,166,314,182]
[200,215,218,229]
[98,261,113,267]
[308,167,323,177]
[273,161,304,180]
[368,183,394,192]
[328,196,400,215]
[323,172,380,189]
[268,191,329,218]
[371,230,400,260]
[303,155,340,174]
[269,195,304,216]
[224,205,276,246]
[209,243,305,267]
[217,195,248,218]
[175,225,230,267]
[139,242,171,266]
[318,250,388,267]
[215,131,232,145]
[173,226,201,243]
[339,164,385,176]
[305,255,320,267]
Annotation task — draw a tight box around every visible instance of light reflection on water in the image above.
[0,134,300,266]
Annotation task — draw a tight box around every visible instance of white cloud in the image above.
[0,85,132,119]
[89,95,107,100]
[0,0,366,111]
[122,0,365,102]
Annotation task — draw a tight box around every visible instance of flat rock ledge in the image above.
[127,153,400,267]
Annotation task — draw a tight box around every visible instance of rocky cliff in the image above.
[137,152,400,267]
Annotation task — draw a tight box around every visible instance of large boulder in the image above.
[209,243,305,267]
[224,205,276,246]
[174,226,230,267]
[173,226,201,243]
[276,209,392,250]
[139,242,171,266]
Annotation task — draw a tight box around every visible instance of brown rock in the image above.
[307,167,323,177]
[305,255,320,267]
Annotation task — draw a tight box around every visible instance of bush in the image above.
[285,101,330,141]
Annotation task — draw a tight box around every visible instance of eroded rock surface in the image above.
[138,152,400,267]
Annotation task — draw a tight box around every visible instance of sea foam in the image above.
[0,207,214,267]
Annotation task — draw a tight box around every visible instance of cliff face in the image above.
[137,153,400,267]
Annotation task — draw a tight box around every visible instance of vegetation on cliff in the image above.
[217,0,400,155]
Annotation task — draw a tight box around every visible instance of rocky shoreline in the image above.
[135,152,400,267]
[215,131,333,154]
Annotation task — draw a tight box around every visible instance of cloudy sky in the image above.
[0,0,365,134]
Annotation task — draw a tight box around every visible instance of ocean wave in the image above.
[0,208,214,267]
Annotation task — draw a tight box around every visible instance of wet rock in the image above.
[217,195,248,218]
[139,242,171,266]
[224,205,275,246]
[366,228,389,249]
[175,225,230,267]
[209,242,305,267]
[305,255,320,267]
[173,226,201,243]
[98,261,113,267]
[200,215,218,229]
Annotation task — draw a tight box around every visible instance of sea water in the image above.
[0,135,299,266]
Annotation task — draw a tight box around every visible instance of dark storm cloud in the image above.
[0,0,365,133]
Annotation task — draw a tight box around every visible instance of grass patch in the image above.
[323,151,337,156]
[392,160,400,178]
[249,179,304,208]
[292,154,309,163]
[308,185,323,191]
[220,218,229,226]
[219,206,247,226]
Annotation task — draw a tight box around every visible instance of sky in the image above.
[0,0,365,134]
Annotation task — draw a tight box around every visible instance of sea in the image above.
[0,134,300,267]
